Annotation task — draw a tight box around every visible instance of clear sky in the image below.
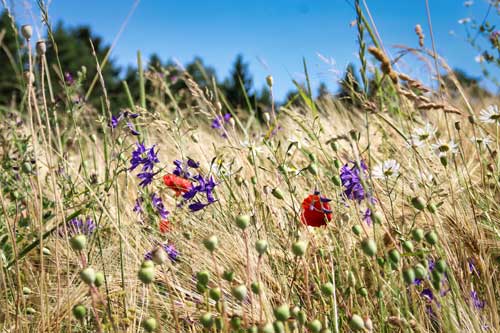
[8,0,500,100]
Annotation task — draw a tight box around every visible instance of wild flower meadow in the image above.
[0,2,500,333]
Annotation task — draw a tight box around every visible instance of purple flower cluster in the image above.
[173,158,200,178]
[64,72,74,85]
[129,142,160,187]
[109,111,140,136]
[133,197,143,213]
[211,113,232,137]
[58,217,96,237]
[144,243,179,262]
[340,160,369,202]
[182,174,217,212]
[151,193,169,219]
[471,290,485,309]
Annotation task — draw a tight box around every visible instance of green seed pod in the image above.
[273,321,285,333]
[209,287,222,302]
[435,259,447,273]
[307,319,322,333]
[297,311,307,325]
[255,240,268,255]
[138,267,155,284]
[215,317,224,330]
[288,321,298,331]
[196,282,207,293]
[320,329,332,333]
[403,268,416,284]
[292,241,307,257]
[203,235,219,252]
[372,210,383,224]
[260,323,275,333]
[431,275,441,291]
[251,281,261,294]
[308,152,317,162]
[291,306,300,318]
[388,249,401,264]
[320,282,334,297]
[349,314,365,331]
[143,318,158,332]
[232,284,247,302]
[351,224,362,236]
[357,287,368,297]
[425,230,438,245]
[361,238,377,257]
[271,188,285,200]
[402,240,414,252]
[196,271,210,286]
[412,228,424,242]
[377,257,386,267]
[414,264,427,279]
[22,287,32,295]
[376,289,383,298]
[94,271,105,288]
[427,203,438,214]
[251,176,257,185]
[331,175,341,186]
[80,267,96,285]
[431,269,442,283]
[230,316,242,329]
[26,307,36,315]
[72,304,87,320]
[308,163,319,176]
[248,325,258,333]
[200,312,214,328]
[333,159,341,169]
[236,215,251,229]
[347,271,356,287]
[141,260,155,269]
[69,234,87,251]
[274,304,290,321]
[222,270,234,282]
[411,196,426,211]
[330,141,339,152]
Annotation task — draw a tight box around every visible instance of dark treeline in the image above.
[0,11,493,116]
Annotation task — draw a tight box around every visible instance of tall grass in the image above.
[0,2,499,333]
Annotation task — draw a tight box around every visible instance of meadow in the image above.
[1,2,500,332]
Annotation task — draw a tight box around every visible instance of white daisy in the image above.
[470,135,493,148]
[372,159,400,179]
[431,139,459,155]
[479,104,500,124]
[410,123,437,146]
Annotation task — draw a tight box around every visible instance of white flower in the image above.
[475,54,485,63]
[458,17,471,24]
[372,159,400,179]
[479,104,500,124]
[431,139,459,155]
[470,135,493,147]
[410,122,437,147]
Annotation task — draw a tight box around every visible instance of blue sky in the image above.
[9,0,499,100]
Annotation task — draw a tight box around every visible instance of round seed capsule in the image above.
[196,271,210,286]
[411,196,426,211]
[320,282,334,297]
[69,234,87,251]
[232,284,247,302]
[402,240,414,252]
[200,312,214,328]
[307,319,322,333]
[80,267,96,285]
[403,268,416,284]
[414,264,427,279]
[235,215,251,229]
[255,240,268,255]
[203,235,219,252]
[138,267,155,284]
[361,238,377,257]
[260,323,275,333]
[94,271,104,288]
[435,259,447,273]
[143,318,157,332]
[425,230,438,245]
[209,287,221,302]
[412,228,425,242]
[274,304,290,321]
[351,224,362,236]
[349,314,365,331]
[388,249,401,264]
[251,282,261,295]
[72,304,87,320]
[292,241,307,257]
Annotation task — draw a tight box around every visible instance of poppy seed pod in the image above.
[196,270,210,286]
[274,304,290,321]
[414,263,427,279]
[232,284,247,302]
[70,234,87,251]
[251,281,261,294]
[435,259,447,273]
[411,196,426,211]
[402,240,414,252]
[36,40,46,55]
[138,266,155,284]
[230,316,242,329]
[255,239,268,255]
[203,235,219,252]
[411,228,424,242]
[349,314,365,331]
[292,241,307,256]
[94,271,105,288]
[308,163,318,176]
[143,318,158,332]
[222,269,234,282]
[320,282,334,297]
[388,249,401,264]
[271,188,284,200]
[403,267,416,284]
[209,287,222,302]
[80,267,96,285]
[235,215,251,230]
[352,224,362,236]
[141,260,155,269]
[72,304,87,320]
[274,321,285,333]
[425,230,438,245]
[427,203,437,214]
[266,75,274,87]
[361,238,377,257]
[260,323,274,333]
[307,319,322,333]
[21,24,32,40]
[200,312,214,328]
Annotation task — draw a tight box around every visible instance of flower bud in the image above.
[196,270,210,286]
[440,154,448,167]
[320,282,334,297]
[209,287,222,301]
[21,24,32,40]
[330,141,339,152]
[347,271,356,287]
[72,304,87,320]
[251,281,261,294]
[308,163,318,176]
[26,307,36,315]
[255,240,268,255]
[263,112,271,123]
[292,241,307,257]
[143,318,158,332]
[331,175,341,186]
[427,203,437,214]
[274,304,290,321]
[200,312,214,328]
[411,196,426,211]
[235,215,251,230]
[307,319,322,333]
[232,284,247,302]
[425,230,438,245]
[352,224,362,236]
[23,287,32,295]
[266,75,274,87]
[411,228,424,242]
[358,287,368,297]
[70,234,87,251]
[403,267,416,284]
[435,259,447,273]
[43,247,51,255]
[36,40,46,55]
[271,188,284,200]
[222,269,234,282]
[333,159,341,169]
[349,314,365,331]
[94,271,104,287]
[361,238,377,257]
[203,235,219,252]
[80,267,96,285]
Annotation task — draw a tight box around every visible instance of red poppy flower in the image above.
[159,219,170,233]
[300,194,332,227]
[163,174,192,196]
